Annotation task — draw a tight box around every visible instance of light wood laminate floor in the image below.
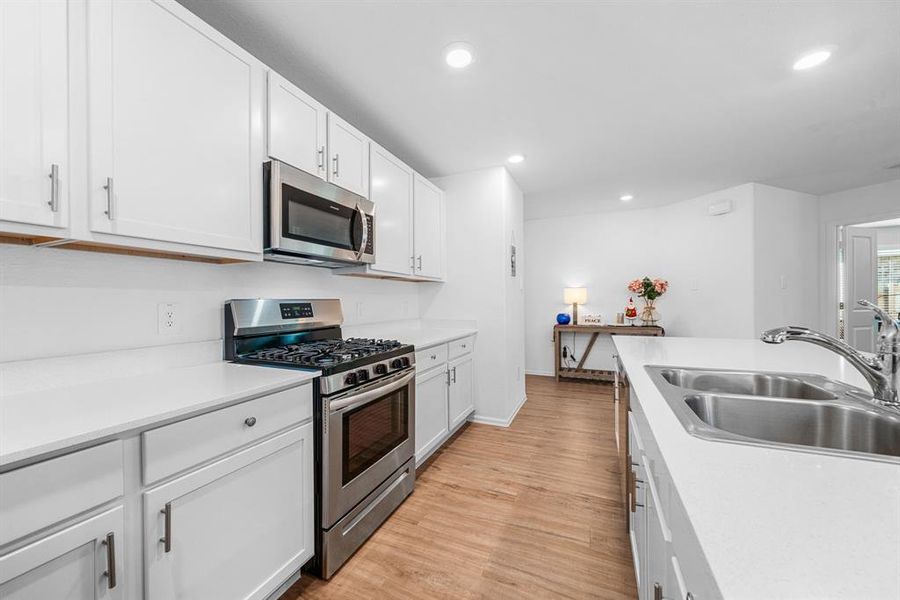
[283,375,637,599]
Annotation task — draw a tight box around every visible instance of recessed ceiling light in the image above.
[620,194,634,202]
[507,154,525,164]
[792,47,834,71]
[444,42,474,69]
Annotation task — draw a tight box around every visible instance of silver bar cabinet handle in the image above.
[103,177,115,220]
[48,164,60,212]
[417,255,422,270]
[653,583,663,600]
[317,146,325,170]
[332,154,340,178]
[452,366,457,383]
[102,532,117,589]
[160,502,172,552]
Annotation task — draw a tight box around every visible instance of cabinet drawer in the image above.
[447,336,474,360]
[142,384,312,485]
[0,441,123,546]
[415,344,448,373]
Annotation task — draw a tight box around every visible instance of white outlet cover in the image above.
[157,302,180,335]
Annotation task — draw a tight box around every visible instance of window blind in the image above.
[877,252,900,319]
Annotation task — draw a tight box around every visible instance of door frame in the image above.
[820,209,900,339]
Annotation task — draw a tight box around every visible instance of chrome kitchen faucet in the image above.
[761,300,900,408]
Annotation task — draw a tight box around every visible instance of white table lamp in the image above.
[563,287,587,324]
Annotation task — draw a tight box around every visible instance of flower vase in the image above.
[640,299,660,326]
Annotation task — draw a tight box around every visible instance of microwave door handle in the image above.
[329,370,415,413]
[354,202,368,260]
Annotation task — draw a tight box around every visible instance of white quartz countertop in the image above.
[343,321,477,350]
[613,336,900,600]
[0,362,318,469]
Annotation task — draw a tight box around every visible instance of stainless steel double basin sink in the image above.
[646,366,900,463]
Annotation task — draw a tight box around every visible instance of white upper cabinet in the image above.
[267,71,327,180]
[0,0,69,231]
[413,174,444,279]
[327,112,369,198]
[87,0,263,253]
[369,143,414,276]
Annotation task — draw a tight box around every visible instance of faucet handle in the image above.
[858,299,899,349]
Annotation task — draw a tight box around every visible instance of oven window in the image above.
[282,183,353,250]
[342,386,409,485]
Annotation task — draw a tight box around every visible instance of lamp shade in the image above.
[563,287,587,305]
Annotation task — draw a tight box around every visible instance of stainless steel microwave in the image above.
[264,160,374,267]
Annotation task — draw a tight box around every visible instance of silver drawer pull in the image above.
[102,532,117,589]
[461,343,467,348]
[430,354,437,360]
[103,177,115,220]
[48,164,60,212]
[159,503,172,553]
[244,416,257,427]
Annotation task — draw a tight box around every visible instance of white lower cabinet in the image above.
[0,506,125,600]
[143,424,313,600]
[448,355,474,431]
[414,338,477,464]
[415,367,450,463]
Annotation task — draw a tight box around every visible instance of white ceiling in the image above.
[178,0,900,218]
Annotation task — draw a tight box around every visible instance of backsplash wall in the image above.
[0,245,421,363]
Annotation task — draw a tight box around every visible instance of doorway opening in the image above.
[837,218,900,351]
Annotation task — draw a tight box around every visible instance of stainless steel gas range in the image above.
[224,298,415,579]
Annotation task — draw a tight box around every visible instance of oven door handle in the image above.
[329,370,415,413]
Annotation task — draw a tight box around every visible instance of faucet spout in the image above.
[760,304,900,408]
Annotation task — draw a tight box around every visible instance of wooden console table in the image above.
[553,324,665,382]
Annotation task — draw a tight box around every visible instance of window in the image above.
[877,252,900,319]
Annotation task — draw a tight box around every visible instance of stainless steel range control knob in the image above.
[374,364,387,375]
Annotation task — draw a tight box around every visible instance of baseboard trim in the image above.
[525,369,554,377]
[471,393,528,428]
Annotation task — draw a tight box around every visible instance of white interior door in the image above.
[844,226,878,351]
[267,71,327,179]
[413,176,443,278]
[369,144,413,275]
[0,0,69,229]
[88,0,262,252]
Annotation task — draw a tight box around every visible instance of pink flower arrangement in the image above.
[627,276,669,300]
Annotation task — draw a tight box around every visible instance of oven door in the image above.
[268,160,374,264]
[322,368,415,528]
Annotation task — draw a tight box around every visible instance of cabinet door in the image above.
[267,71,327,179]
[0,0,68,229]
[448,355,474,431]
[415,368,449,463]
[369,144,413,275]
[645,479,669,600]
[88,0,262,253]
[413,175,443,279]
[0,506,124,600]
[327,112,369,198]
[143,425,313,600]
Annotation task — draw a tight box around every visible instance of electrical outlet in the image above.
[158,303,180,335]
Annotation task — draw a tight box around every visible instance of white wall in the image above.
[420,167,525,425]
[752,184,820,333]
[817,178,900,335]
[0,244,420,363]
[524,183,757,376]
